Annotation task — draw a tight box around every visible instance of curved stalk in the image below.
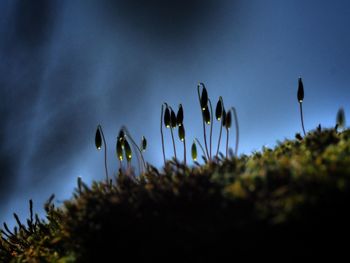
[134,147,142,174]
[160,104,166,165]
[231,107,239,157]
[126,136,141,174]
[216,122,223,159]
[202,116,209,159]
[197,84,210,160]
[122,126,146,173]
[208,99,213,160]
[195,138,207,161]
[226,128,229,158]
[299,102,306,136]
[97,125,109,182]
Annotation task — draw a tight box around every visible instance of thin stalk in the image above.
[169,106,177,160]
[160,104,166,165]
[216,119,223,159]
[226,128,230,158]
[119,159,122,171]
[195,138,207,161]
[98,125,109,182]
[183,138,187,166]
[197,85,210,160]
[202,117,210,160]
[299,102,306,136]
[124,132,141,174]
[231,107,239,157]
[134,147,142,174]
[122,126,146,173]
[170,126,177,160]
[208,99,213,160]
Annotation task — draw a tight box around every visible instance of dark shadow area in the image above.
[96,0,224,42]
[12,0,57,47]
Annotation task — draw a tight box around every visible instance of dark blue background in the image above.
[1,0,350,226]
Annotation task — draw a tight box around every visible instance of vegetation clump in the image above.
[1,80,350,261]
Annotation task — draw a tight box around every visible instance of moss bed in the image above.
[1,127,350,262]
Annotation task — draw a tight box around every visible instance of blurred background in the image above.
[1,0,350,226]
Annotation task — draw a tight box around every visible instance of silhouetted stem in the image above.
[123,129,141,174]
[208,99,213,160]
[299,102,306,136]
[195,138,207,161]
[226,128,229,158]
[134,149,142,174]
[202,119,210,160]
[160,104,166,165]
[122,126,146,173]
[216,119,223,159]
[170,127,177,160]
[98,125,109,182]
[231,107,239,157]
[183,138,187,166]
[119,159,122,171]
[197,85,210,160]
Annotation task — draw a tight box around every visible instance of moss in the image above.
[1,127,350,261]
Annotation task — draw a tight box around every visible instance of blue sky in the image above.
[1,0,350,226]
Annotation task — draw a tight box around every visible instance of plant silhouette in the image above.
[1,78,349,262]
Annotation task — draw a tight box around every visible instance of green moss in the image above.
[1,127,350,261]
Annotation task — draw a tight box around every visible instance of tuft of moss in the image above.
[2,128,350,261]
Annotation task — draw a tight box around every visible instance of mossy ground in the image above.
[1,128,350,262]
